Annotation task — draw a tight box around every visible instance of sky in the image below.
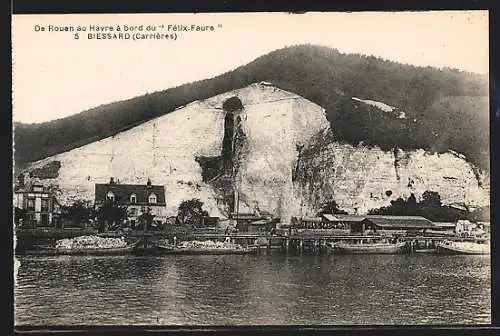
[12,11,489,124]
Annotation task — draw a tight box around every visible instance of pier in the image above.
[15,225,486,255]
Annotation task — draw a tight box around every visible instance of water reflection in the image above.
[15,254,490,325]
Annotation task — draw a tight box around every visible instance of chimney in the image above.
[109,177,115,185]
[147,178,152,187]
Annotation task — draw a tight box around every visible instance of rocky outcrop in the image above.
[17,82,489,223]
[293,142,489,217]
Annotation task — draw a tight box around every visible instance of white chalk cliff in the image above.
[18,83,489,223]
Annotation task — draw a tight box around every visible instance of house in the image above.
[476,222,490,234]
[203,216,220,227]
[14,183,61,228]
[247,219,277,233]
[455,219,476,237]
[365,215,436,236]
[293,215,367,232]
[432,222,457,236]
[230,212,262,231]
[290,214,436,236]
[296,217,323,229]
[455,220,489,237]
[94,178,167,228]
[321,214,369,233]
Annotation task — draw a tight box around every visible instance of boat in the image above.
[155,240,258,255]
[22,240,140,256]
[332,241,407,254]
[413,248,437,253]
[436,240,490,255]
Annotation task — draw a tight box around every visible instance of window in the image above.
[106,191,115,202]
[148,193,157,204]
[27,198,35,211]
[130,208,137,216]
[41,214,49,226]
[41,198,49,212]
[130,194,137,203]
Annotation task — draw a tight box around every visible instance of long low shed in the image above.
[293,214,437,235]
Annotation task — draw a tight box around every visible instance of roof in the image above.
[322,214,367,222]
[366,215,436,229]
[434,222,457,228]
[250,220,272,225]
[15,184,50,194]
[301,217,322,223]
[95,183,166,205]
[231,212,260,220]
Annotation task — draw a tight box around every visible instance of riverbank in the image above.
[15,226,489,256]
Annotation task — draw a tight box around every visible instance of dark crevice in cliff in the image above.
[197,97,245,214]
[222,111,235,173]
[233,114,247,177]
[195,156,223,183]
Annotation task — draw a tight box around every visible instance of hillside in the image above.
[17,83,489,220]
[14,44,489,171]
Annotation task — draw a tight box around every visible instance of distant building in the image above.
[432,222,457,236]
[247,219,276,233]
[203,216,220,227]
[476,222,490,234]
[293,215,367,232]
[455,219,476,237]
[456,220,489,237]
[365,215,436,235]
[94,178,167,227]
[14,183,61,228]
[321,214,368,233]
[230,212,262,232]
[291,214,436,236]
[294,217,322,229]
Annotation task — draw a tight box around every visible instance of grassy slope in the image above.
[14,44,489,171]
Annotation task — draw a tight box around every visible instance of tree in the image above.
[96,200,128,232]
[367,190,486,222]
[316,200,347,216]
[61,200,94,227]
[177,198,207,227]
[420,190,442,208]
[406,194,418,216]
[14,207,27,226]
[138,207,155,231]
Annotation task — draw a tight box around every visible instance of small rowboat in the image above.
[23,241,140,256]
[333,241,407,254]
[436,240,490,255]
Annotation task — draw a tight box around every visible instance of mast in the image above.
[236,175,240,228]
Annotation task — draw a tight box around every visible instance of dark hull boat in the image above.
[333,241,407,254]
[155,244,258,255]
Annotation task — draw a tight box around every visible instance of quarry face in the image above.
[17,82,490,222]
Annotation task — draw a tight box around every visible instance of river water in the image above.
[14,254,490,326]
